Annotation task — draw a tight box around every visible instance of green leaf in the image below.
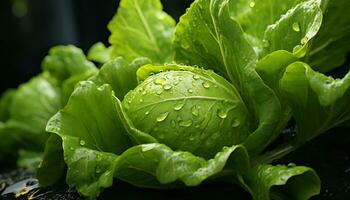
[281,62,350,144]
[173,0,281,156]
[91,57,151,100]
[108,0,175,63]
[306,0,350,72]
[229,0,305,53]
[0,89,15,121]
[87,42,113,63]
[37,134,66,186]
[123,64,253,159]
[261,0,322,57]
[114,143,249,188]
[0,76,62,159]
[42,45,98,84]
[240,163,320,200]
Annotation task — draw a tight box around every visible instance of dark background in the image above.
[0,0,350,199]
[0,0,194,93]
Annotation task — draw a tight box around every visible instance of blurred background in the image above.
[0,0,194,93]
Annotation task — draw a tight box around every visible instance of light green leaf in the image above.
[240,163,320,200]
[306,0,350,72]
[261,0,322,57]
[281,62,350,144]
[108,0,175,63]
[173,0,281,156]
[91,57,151,100]
[229,0,305,53]
[42,45,98,84]
[0,89,15,121]
[87,42,113,63]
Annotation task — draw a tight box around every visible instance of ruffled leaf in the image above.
[240,163,320,200]
[281,62,350,144]
[87,42,113,64]
[108,0,175,63]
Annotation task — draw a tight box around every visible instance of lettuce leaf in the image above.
[240,163,320,200]
[108,0,175,63]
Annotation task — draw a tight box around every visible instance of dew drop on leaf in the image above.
[232,119,241,127]
[139,98,144,103]
[193,75,200,80]
[174,102,185,111]
[145,110,150,115]
[202,81,210,89]
[79,140,86,146]
[156,112,169,122]
[217,109,228,119]
[163,84,172,90]
[154,78,166,85]
[187,89,193,93]
[179,119,193,127]
[292,22,300,32]
[191,106,199,116]
[249,1,256,8]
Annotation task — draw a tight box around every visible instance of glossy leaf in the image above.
[306,0,350,72]
[87,42,113,63]
[123,64,252,158]
[108,0,175,63]
[281,62,350,144]
[173,0,281,156]
[91,57,151,100]
[42,45,98,84]
[240,163,320,200]
[261,0,322,57]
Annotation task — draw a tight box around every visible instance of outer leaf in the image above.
[123,64,253,158]
[114,143,249,188]
[281,62,350,144]
[261,0,322,57]
[307,0,350,72]
[240,164,320,200]
[108,0,175,63]
[0,89,15,121]
[39,80,250,199]
[229,0,305,52]
[91,57,151,100]
[42,45,98,84]
[87,42,113,63]
[173,0,281,156]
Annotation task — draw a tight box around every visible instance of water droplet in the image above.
[193,75,200,80]
[213,84,218,88]
[145,110,150,115]
[156,90,163,95]
[156,112,169,122]
[292,22,300,32]
[142,91,147,95]
[301,37,308,45]
[249,1,256,8]
[154,78,166,85]
[70,147,74,151]
[174,81,179,85]
[80,140,86,146]
[174,102,184,111]
[163,84,172,90]
[179,119,193,127]
[217,109,228,119]
[139,99,144,103]
[187,89,193,93]
[171,120,176,127]
[127,100,132,104]
[232,119,240,127]
[202,81,210,89]
[262,39,270,48]
[292,45,303,54]
[191,106,199,116]
[142,143,157,152]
